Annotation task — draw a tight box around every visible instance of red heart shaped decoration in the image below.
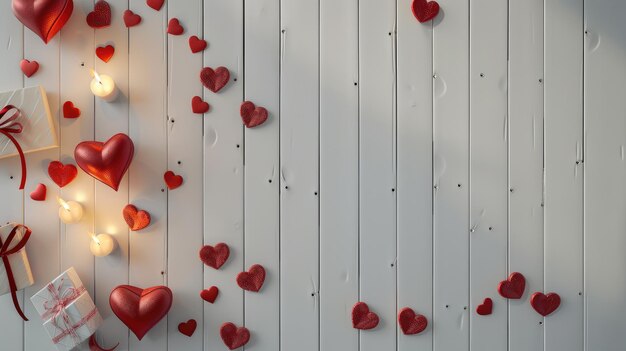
[123,10,142,27]
[398,307,427,335]
[167,18,184,35]
[109,285,173,340]
[86,1,111,28]
[74,133,134,191]
[96,45,115,63]
[178,319,197,337]
[30,183,46,201]
[20,59,39,77]
[236,264,266,292]
[476,298,493,316]
[123,204,151,231]
[63,101,80,119]
[189,36,207,53]
[191,96,210,114]
[220,322,250,350]
[12,0,74,44]
[199,243,230,269]
[240,101,268,128]
[411,0,440,23]
[498,272,526,299]
[48,161,77,188]
[200,67,230,93]
[352,302,379,330]
[530,292,560,317]
[164,170,183,190]
[200,286,219,303]
[146,0,164,11]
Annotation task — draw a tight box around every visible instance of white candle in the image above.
[90,70,118,102]
[57,197,84,224]
[89,233,115,257]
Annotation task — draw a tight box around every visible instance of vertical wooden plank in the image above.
[280,0,319,348]
[432,0,470,349]
[320,0,359,349]
[469,0,508,350]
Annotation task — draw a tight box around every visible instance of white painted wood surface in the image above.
[0,1,624,350]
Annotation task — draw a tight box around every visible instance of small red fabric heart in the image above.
[146,0,164,11]
[220,322,250,350]
[411,0,440,23]
[352,302,379,330]
[200,286,219,303]
[178,319,197,337]
[189,36,207,53]
[164,170,183,190]
[48,161,77,188]
[199,243,230,269]
[86,0,111,28]
[167,18,184,35]
[74,133,134,191]
[530,292,561,317]
[236,264,266,292]
[240,101,269,128]
[109,285,173,340]
[12,0,74,44]
[398,307,427,335]
[20,59,39,77]
[29,183,46,201]
[200,67,230,93]
[96,45,115,63]
[123,204,151,231]
[63,101,81,118]
[498,272,526,299]
[191,96,210,114]
[476,298,493,316]
[123,10,142,27]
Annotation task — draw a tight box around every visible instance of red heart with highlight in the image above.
[191,96,210,114]
[476,298,493,316]
[236,264,265,292]
[498,272,526,299]
[86,1,111,28]
[178,319,197,337]
[199,243,230,269]
[189,36,207,53]
[146,0,164,11]
[12,0,74,44]
[411,0,439,23]
[123,204,151,231]
[20,59,39,77]
[530,292,561,317]
[48,161,77,188]
[200,67,230,93]
[63,101,80,118]
[109,285,172,340]
[352,302,379,330]
[164,171,183,190]
[74,133,134,191]
[96,45,115,63]
[220,322,250,350]
[123,10,141,27]
[30,183,46,201]
[398,307,428,335]
[240,101,268,128]
[200,286,218,303]
[167,18,184,35]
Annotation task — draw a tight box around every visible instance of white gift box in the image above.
[42,291,102,351]
[0,223,34,296]
[30,267,84,319]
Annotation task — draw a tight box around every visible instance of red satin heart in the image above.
[63,101,80,118]
[146,0,164,11]
[178,319,197,337]
[191,96,210,114]
[240,101,268,128]
[12,0,73,44]
[109,285,173,340]
[236,264,265,292]
[189,36,207,53]
[74,133,134,191]
[398,307,427,335]
[123,204,151,231]
[86,1,111,28]
[200,67,230,93]
[220,322,250,350]
[48,161,77,188]
[123,10,142,27]
[199,243,230,269]
[200,286,219,303]
[29,183,46,201]
[167,18,184,35]
[164,171,183,190]
[411,0,440,23]
[476,298,493,316]
[352,302,379,330]
[530,292,561,317]
[498,272,526,299]
[96,45,115,63]
[20,59,39,77]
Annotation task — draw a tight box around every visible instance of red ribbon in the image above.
[0,105,27,190]
[0,224,31,321]
[42,277,86,320]
[51,306,98,345]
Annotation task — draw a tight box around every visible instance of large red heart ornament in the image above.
[12,0,74,44]
[411,0,440,23]
[398,307,428,335]
[498,272,526,299]
[109,285,173,340]
[199,243,230,269]
[236,264,266,292]
[74,133,134,191]
[530,292,561,317]
[352,302,379,330]
[200,67,230,93]
[240,101,268,128]
[220,322,250,350]
[48,161,77,188]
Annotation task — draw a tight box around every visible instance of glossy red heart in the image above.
[48,161,77,188]
[123,204,151,231]
[200,286,219,303]
[476,298,493,316]
[220,322,250,350]
[189,36,207,53]
[530,292,560,317]
[498,272,526,299]
[74,133,134,191]
[178,319,197,337]
[240,101,268,128]
[167,18,184,35]
[63,101,80,118]
[86,1,111,28]
[20,59,39,77]
[200,67,230,93]
[164,171,183,190]
[398,307,427,335]
[109,285,173,340]
[191,96,210,114]
[96,45,115,63]
[236,264,265,292]
[146,0,164,11]
[123,10,142,27]
[411,0,439,23]
[199,243,230,269]
[12,0,73,44]
[29,183,46,201]
[352,302,379,330]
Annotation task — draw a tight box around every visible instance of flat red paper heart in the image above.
[74,133,134,191]
[189,36,207,53]
[352,302,379,330]
[123,204,151,231]
[123,10,142,27]
[164,170,183,190]
[476,298,493,316]
[48,161,77,188]
[220,322,250,350]
[240,101,268,128]
[167,18,184,35]
[398,307,427,335]
[146,0,164,11]
[200,67,230,93]
[109,285,173,340]
[178,319,197,337]
[200,286,219,303]
[29,183,46,201]
[498,272,526,299]
[86,1,111,28]
[20,59,39,77]
[530,292,560,317]
[411,0,440,23]
[191,96,210,114]
[96,45,115,63]
[63,101,80,118]
[199,243,230,269]
[12,0,74,44]
[236,264,265,292]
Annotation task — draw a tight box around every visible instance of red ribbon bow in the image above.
[0,224,32,321]
[0,105,27,190]
[42,278,86,320]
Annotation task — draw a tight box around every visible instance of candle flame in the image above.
[90,69,103,85]
[57,197,71,212]
[89,233,101,246]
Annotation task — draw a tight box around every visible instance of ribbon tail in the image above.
[0,130,26,190]
[1,255,28,321]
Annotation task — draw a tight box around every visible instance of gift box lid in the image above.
[31,267,85,319]
[42,291,102,351]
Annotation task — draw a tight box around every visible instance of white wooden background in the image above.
[0,0,624,350]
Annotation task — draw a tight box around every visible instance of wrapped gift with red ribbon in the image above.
[0,223,34,321]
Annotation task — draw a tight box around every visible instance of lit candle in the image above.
[89,233,115,257]
[57,197,84,224]
[90,69,118,102]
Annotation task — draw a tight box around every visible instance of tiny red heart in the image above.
[20,59,39,77]
[167,18,184,35]
[123,204,151,231]
[48,161,77,188]
[189,36,207,53]
[87,1,112,28]
[530,292,561,317]
[220,322,250,350]
[63,101,81,119]
[236,264,266,292]
[96,45,115,63]
[352,302,379,330]
[240,101,269,128]
[29,183,47,201]
[199,243,230,269]
[191,96,210,114]
[124,10,142,27]
[476,298,493,316]
[200,286,219,303]
[146,0,165,11]
[178,319,197,337]
[200,67,230,93]
[498,272,526,299]
[164,170,183,190]
[398,307,428,335]
[411,0,440,23]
